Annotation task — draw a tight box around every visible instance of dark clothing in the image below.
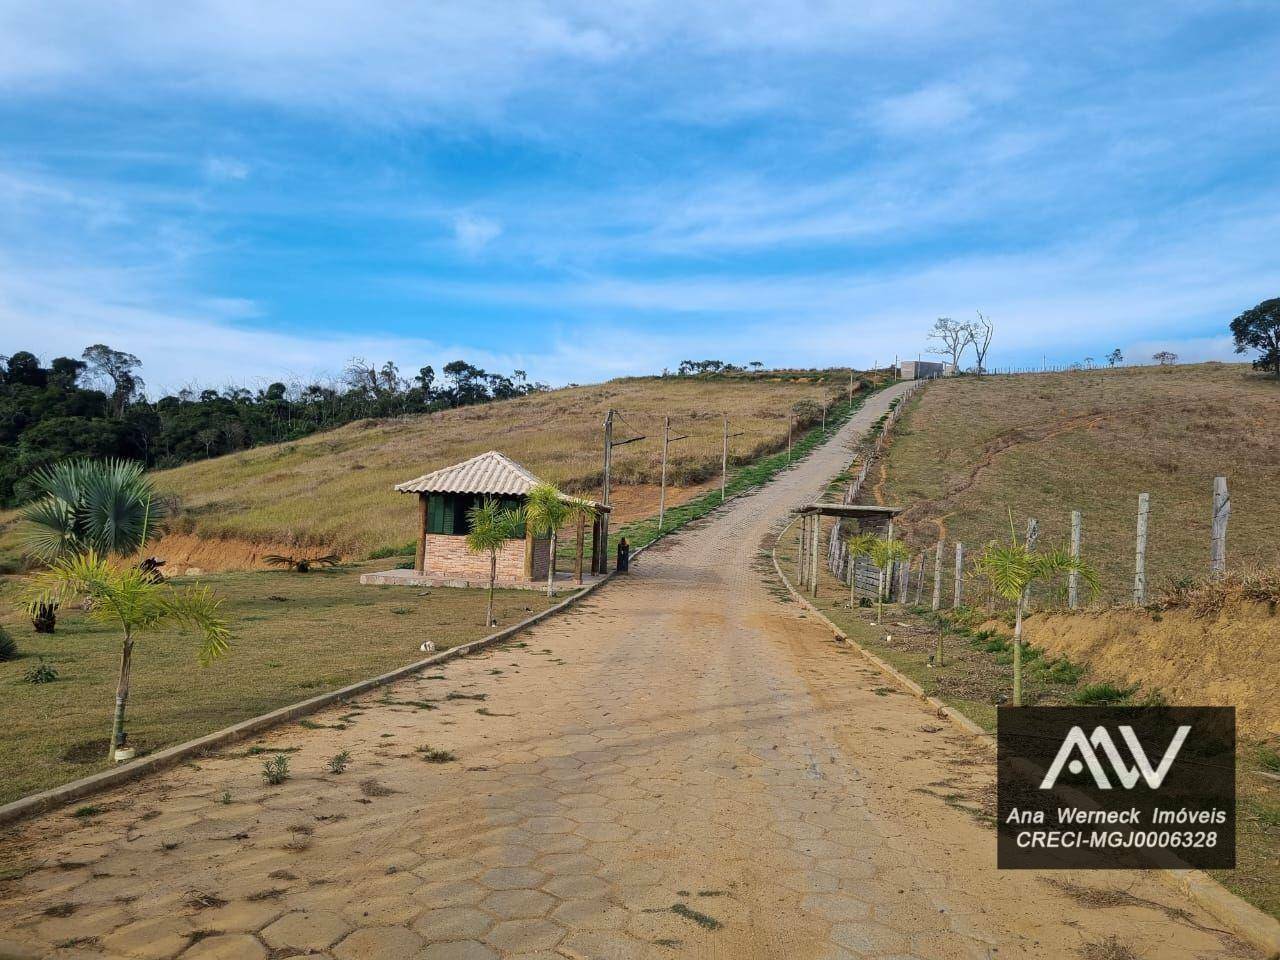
[616,539,630,573]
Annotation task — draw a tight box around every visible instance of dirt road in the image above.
[0,382,1260,959]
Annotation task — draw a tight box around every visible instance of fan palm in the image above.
[19,459,164,633]
[465,498,526,627]
[263,553,341,573]
[525,483,571,597]
[22,551,231,760]
[973,522,1100,705]
[20,459,163,562]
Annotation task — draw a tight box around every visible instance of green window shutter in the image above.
[443,495,457,534]
[426,495,439,534]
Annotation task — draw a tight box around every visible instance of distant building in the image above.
[896,359,953,380]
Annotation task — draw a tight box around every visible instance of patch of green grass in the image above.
[70,805,104,819]
[1073,682,1137,706]
[0,561,558,805]
[1257,746,1280,774]
[1039,658,1085,685]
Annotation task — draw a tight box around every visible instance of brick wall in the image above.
[423,534,549,582]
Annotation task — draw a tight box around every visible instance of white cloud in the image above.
[452,213,502,255]
[204,156,249,181]
[873,84,974,135]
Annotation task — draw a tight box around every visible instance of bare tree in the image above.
[927,317,971,373]
[1152,350,1179,366]
[968,312,994,375]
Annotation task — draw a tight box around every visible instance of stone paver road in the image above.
[0,382,1261,959]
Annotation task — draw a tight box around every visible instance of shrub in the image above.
[0,625,15,662]
[326,750,351,774]
[368,542,416,560]
[262,754,291,785]
[416,745,456,763]
[24,659,58,684]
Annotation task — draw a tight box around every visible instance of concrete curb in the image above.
[770,518,1280,958]
[0,568,617,828]
[0,396,861,830]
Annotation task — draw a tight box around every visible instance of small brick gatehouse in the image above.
[360,450,608,589]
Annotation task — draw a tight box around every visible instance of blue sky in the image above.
[1,1,1277,390]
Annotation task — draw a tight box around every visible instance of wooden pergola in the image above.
[792,503,904,598]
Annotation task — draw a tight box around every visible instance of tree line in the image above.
[0,345,549,507]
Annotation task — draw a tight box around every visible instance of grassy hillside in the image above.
[878,363,1280,602]
[0,371,860,566]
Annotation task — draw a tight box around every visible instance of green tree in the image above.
[22,551,231,760]
[973,523,1099,706]
[465,497,526,627]
[1230,298,1280,379]
[525,482,571,597]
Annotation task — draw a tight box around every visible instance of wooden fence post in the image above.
[953,542,964,609]
[932,541,943,611]
[1210,476,1229,580]
[1024,518,1039,608]
[1068,510,1081,610]
[797,515,807,586]
[811,516,821,596]
[1133,493,1149,605]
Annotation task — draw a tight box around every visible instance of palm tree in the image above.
[19,459,165,633]
[844,531,908,624]
[23,551,231,760]
[973,522,1099,706]
[844,532,878,609]
[465,498,526,627]
[564,498,599,585]
[525,483,571,597]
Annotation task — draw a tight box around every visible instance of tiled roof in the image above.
[394,450,542,496]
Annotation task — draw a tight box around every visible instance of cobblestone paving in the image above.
[0,382,1261,959]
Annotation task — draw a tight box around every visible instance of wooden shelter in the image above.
[360,450,608,590]
[793,503,906,599]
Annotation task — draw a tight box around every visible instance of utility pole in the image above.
[1068,510,1082,609]
[848,370,854,404]
[600,410,613,572]
[597,409,645,572]
[787,414,793,462]
[658,415,689,529]
[721,417,745,502]
[659,416,669,531]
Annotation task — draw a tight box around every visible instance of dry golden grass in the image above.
[879,363,1280,602]
[0,372,852,565]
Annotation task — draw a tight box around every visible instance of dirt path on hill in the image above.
[0,382,1260,960]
